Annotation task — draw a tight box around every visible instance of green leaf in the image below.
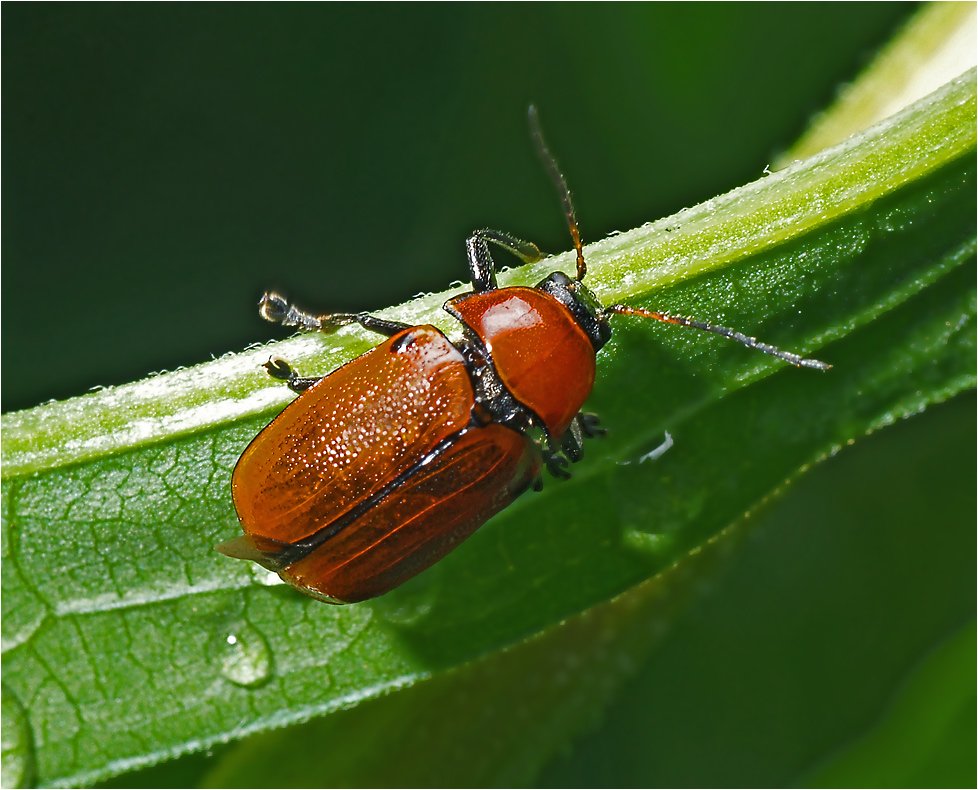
[2,64,974,790]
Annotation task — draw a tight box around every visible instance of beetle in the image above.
[217,107,829,604]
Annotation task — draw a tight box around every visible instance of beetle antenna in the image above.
[604,304,831,370]
[529,105,587,282]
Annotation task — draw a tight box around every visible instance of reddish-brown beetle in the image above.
[217,108,829,603]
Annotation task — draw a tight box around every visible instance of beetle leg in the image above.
[527,417,575,480]
[542,446,571,479]
[259,292,411,337]
[560,418,585,463]
[576,412,606,439]
[263,357,322,393]
[557,412,606,463]
[531,430,571,480]
[524,440,548,491]
[467,230,546,292]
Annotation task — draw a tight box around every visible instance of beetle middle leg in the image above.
[261,357,323,393]
[259,292,410,337]
[467,229,546,292]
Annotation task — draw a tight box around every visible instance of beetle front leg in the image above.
[559,412,606,463]
[467,229,546,292]
[577,412,605,439]
[259,292,411,337]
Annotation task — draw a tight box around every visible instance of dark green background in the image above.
[4,3,915,413]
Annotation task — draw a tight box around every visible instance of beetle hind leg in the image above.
[259,292,410,337]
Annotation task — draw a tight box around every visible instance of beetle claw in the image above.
[578,412,606,438]
[263,356,294,381]
[543,450,572,480]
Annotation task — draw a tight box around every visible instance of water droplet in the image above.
[218,624,273,688]
[1,683,36,789]
[609,431,698,563]
[621,528,674,558]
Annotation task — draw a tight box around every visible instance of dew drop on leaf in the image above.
[218,624,273,689]
[621,528,674,558]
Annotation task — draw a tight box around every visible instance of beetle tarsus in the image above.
[259,292,325,331]
[577,412,605,438]
[263,356,293,381]
[467,230,546,292]
[263,357,321,392]
[259,292,410,337]
[542,448,572,479]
